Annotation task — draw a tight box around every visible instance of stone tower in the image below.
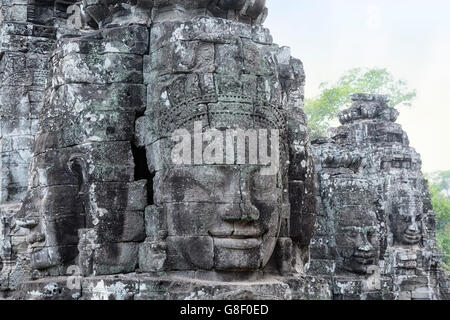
[0,0,83,294]
[309,94,448,300]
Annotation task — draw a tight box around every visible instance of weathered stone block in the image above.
[95,210,145,244]
[214,239,264,271]
[38,185,84,218]
[144,205,167,240]
[93,243,139,275]
[54,52,143,85]
[166,236,214,270]
[138,240,167,272]
[150,40,214,75]
[15,279,81,300]
[275,237,294,273]
[43,215,86,247]
[127,180,148,211]
[411,287,433,300]
[81,277,139,300]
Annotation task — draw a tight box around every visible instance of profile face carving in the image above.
[390,189,423,246]
[335,208,380,274]
[158,164,283,271]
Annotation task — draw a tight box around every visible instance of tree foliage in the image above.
[429,180,450,272]
[305,67,417,139]
[431,170,450,197]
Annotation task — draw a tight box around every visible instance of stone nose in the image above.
[231,171,259,222]
[358,243,374,252]
[218,200,260,222]
[408,222,419,233]
[218,198,260,222]
[239,199,260,222]
[357,233,374,252]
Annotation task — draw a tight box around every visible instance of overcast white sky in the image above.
[265,0,450,173]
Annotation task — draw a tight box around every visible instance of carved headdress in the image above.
[83,0,268,27]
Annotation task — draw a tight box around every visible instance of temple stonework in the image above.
[309,94,448,300]
[0,1,448,300]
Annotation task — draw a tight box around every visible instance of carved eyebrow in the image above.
[177,167,237,192]
[341,227,362,231]
[187,171,223,190]
[341,226,378,232]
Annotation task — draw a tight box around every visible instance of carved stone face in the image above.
[138,5,288,273]
[390,190,422,246]
[156,164,283,271]
[335,208,380,274]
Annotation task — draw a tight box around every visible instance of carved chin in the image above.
[213,237,277,271]
[345,254,376,274]
[400,233,421,245]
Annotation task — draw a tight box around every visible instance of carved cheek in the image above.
[336,233,355,252]
[251,172,282,233]
[252,201,281,237]
[250,173,280,202]
[370,234,380,248]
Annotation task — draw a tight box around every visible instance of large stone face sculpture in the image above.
[0,1,332,300]
[389,185,423,246]
[0,2,447,300]
[0,0,86,294]
[309,94,447,300]
[132,12,294,275]
[332,177,381,275]
[154,164,284,272]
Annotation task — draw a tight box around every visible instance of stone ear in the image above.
[67,155,88,193]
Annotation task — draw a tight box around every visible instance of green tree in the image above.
[305,67,417,139]
[432,170,450,197]
[429,181,450,272]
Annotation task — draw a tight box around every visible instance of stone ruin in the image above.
[0,1,448,300]
[310,94,449,300]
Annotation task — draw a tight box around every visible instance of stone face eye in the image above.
[346,230,358,238]
[368,231,378,243]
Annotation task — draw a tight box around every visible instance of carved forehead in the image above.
[393,186,422,204]
[155,165,282,203]
[336,208,379,228]
[161,164,281,180]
